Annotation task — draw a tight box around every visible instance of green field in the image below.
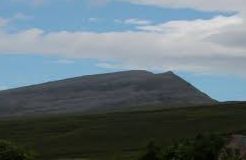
[0,103,246,160]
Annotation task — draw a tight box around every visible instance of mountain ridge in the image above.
[0,70,216,117]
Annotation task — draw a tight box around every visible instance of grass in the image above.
[0,103,246,160]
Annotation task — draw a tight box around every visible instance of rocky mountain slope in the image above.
[0,70,216,117]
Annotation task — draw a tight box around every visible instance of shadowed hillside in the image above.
[0,70,216,117]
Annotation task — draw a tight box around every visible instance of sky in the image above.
[0,0,246,101]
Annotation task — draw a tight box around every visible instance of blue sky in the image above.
[0,0,245,101]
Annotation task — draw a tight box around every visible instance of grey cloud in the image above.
[208,30,246,49]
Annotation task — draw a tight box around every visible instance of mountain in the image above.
[0,70,216,117]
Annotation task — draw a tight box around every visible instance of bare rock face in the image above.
[0,70,216,117]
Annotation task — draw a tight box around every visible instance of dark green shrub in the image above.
[220,148,243,160]
[138,141,162,160]
[162,133,226,160]
[0,140,35,160]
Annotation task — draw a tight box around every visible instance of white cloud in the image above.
[123,18,152,25]
[138,16,242,33]
[9,0,246,13]
[1,0,246,76]
[52,59,75,64]
[0,13,32,29]
[13,13,33,21]
[96,63,117,69]
[124,0,246,13]
[87,0,110,7]
[0,18,9,28]
[0,15,246,76]
[87,17,101,23]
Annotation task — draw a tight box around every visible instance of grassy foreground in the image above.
[0,103,246,160]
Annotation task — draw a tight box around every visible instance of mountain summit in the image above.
[0,70,216,117]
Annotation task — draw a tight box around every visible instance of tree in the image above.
[0,140,35,160]
[138,141,162,160]
[192,134,226,160]
[163,134,226,160]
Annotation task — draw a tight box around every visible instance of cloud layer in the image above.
[1,0,246,76]
[0,18,9,28]
[124,0,246,12]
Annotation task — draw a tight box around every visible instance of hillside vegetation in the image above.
[0,103,246,160]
